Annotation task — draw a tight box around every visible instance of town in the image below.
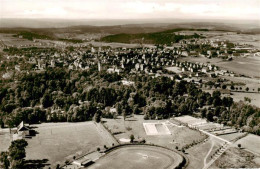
[0,2,260,168]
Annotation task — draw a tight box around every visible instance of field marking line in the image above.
[203,138,214,168]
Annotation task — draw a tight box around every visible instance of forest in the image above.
[0,67,259,135]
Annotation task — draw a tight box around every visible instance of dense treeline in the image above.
[0,67,259,135]
[101,28,202,45]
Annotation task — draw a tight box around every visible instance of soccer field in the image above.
[25,122,117,168]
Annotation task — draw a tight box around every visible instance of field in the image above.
[0,33,36,47]
[180,55,260,78]
[103,115,206,150]
[231,92,260,107]
[211,147,260,168]
[143,122,171,135]
[186,139,212,169]
[234,134,260,155]
[219,132,245,141]
[209,33,260,48]
[24,122,117,168]
[165,66,182,74]
[88,145,183,169]
[0,128,12,151]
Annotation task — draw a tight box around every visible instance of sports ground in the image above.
[143,122,171,135]
[88,145,183,169]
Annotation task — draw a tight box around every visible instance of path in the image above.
[203,143,230,169]
[203,138,214,167]
[199,129,231,144]
[95,122,119,145]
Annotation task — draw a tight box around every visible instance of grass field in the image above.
[0,129,12,151]
[88,145,183,169]
[103,115,206,150]
[219,132,246,142]
[234,134,260,155]
[231,92,260,107]
[25,122,117,168]
[186,139,212,169]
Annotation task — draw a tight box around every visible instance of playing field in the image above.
[25,121,117,168]
[88,145,183,169]
[143,122,171,135]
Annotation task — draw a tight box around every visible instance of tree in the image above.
[40,93,53,108]
[230,85,235,90]
[130,134,135,143]
[65,160,70,166]
[93,109,102,123]
[222,85,227,89]
[206,111,214,122]
[8,139,28,169]
[244,97,251,103]
[246,87,249,92]
[0,152,9,169]
[238,144,241,148]
[4,117,14,134]
[56,164,60,169]
[201,108,207,118]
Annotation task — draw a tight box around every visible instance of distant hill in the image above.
[0,21,259,44]
[100,28,205,45]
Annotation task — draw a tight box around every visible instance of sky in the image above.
[0,0,260,20]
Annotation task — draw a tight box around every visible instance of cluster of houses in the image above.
[2,36,258,82]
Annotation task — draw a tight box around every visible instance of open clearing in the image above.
[25,122,117,168]
[88,145,183,169]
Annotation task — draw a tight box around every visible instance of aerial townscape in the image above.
[0,0,260,169]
